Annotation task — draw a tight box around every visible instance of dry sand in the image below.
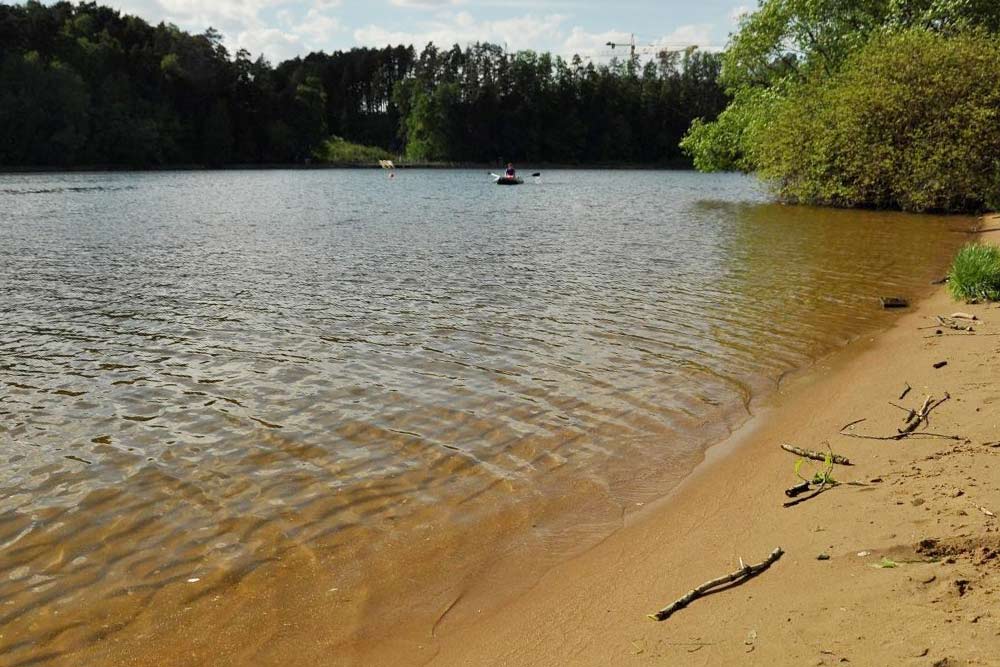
[415,225,1000,667]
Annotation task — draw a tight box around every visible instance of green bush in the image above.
[314,137,393,164]
[949,243,1000,302]
[755,30,1000,212]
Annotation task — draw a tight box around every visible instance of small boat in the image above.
[496,176,523,186]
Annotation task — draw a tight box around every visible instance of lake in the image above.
[0,169,970,664]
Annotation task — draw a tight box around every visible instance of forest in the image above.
[0,1,727,167]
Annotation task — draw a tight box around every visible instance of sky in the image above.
[94,0,753,63]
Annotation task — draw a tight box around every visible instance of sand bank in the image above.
[420,224,1000,666]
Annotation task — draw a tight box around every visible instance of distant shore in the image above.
[411,219,1000,665]
[0,160,696,174]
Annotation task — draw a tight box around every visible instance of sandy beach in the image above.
[409,223,1000,666]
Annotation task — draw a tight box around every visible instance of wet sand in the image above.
[422,224,1000,666]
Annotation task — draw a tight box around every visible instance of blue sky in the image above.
[99,0,752,62]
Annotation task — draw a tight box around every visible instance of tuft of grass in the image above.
[949,242,1000,303]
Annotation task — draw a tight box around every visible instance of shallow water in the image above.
[0,169,970,664]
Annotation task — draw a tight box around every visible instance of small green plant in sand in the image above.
[795,452,837,489]
[949,242,1000,303]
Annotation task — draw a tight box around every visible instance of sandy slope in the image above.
[425,231,1000,667]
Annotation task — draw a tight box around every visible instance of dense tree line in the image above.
[0,1,726,167]
[393,43,725,163]
[682,0,1000,212]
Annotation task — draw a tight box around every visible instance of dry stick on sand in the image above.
[840,393,959,441]
[899,383,912,400]
[936,316,974,332]
[649,548,784,622]
[780,443,852,466]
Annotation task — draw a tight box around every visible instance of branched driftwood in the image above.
[780,443,852,466]
[899,395,934,435]
[936,316,974,332]
[649,548,784,621]
[840,393,958,441]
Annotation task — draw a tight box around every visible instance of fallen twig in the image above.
[780,443,852,466]
[783,480,833,507]
[841,432,962,441]
[649,548,784,621]
[785,480,811,497]
[840,418,867,431]
[899,383,911,400]
[888,401,916,421]
[899,395,933,435]
[975,503,996,518]
[844,394,954,441]
[936,316,974,333]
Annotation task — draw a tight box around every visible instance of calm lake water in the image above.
[0,170,970,664]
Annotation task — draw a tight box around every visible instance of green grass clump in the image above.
[314,137,394,164]
[949,243,1000,302]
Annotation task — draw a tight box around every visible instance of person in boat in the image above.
[504,163,516,178]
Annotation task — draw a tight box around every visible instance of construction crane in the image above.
[602,34,701,61]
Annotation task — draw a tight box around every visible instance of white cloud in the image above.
[353,12,567,50]
[236,27,302,61]
[729,4,752,23]
[296,8,345,45]
[98,1,728,63]
[106,0,345,60]
[390,0,465,9]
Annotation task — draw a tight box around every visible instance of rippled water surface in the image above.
[0,170,970,664]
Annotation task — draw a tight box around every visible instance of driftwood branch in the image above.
[841,393,955,441]
[783,479,833,507]
[784,480,811,497]
[780,443,852,466]
[649,548,784,621]
[936,316,974,332]
[840,418,867,431]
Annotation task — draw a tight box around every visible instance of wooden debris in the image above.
[899,383,912,400]
[780,443,852,466]
[936,316,974,332]
[649,548,784,621]
[783,482,834,508]
[842,393,958,441]
[840,417,867,431]
[976,504,996,518]
[899,395,933,435]
[785,481,811,498]
[880,296,909,309]
[950,312,977,321]
[933,361,948,369]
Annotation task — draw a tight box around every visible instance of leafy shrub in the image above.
[755,29,1000,212]
[314,136,393,164]
[949,242,1000,302]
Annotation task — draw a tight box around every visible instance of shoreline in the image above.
[413,219,1000,666]
[0,162,696,175]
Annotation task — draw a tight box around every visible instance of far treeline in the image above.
[0,1,726,168]
[683,0,1000,213]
